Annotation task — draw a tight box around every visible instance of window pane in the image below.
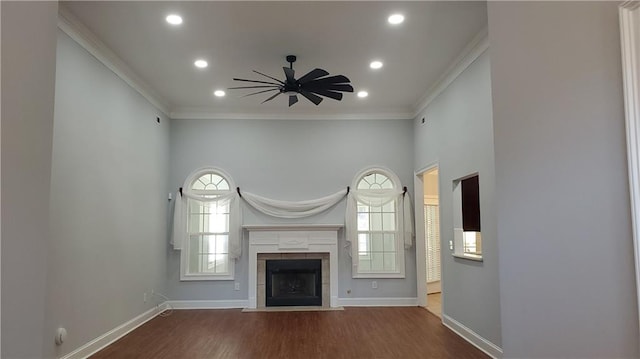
[383,213,395,231]
[371,233,384,252]
[370,205,382,213]
[210,213,228,233]
[215,235,229,253]
[357,213,369,231]
[358,255,371,271]
[192,172,230,191]
[383,253,396,271]
[217,179,230,190]
[383,234,396,252]
[215,254,229,273]
[358,233,370,253]
[370,213,383,231]
[371,253,384,271]
[357,173,393,190]
[382,201,394,212]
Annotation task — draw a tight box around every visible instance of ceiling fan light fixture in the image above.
[230,55,353,107]
[357,91,369,98]
[214,90,226,97]
[165,14,183,25]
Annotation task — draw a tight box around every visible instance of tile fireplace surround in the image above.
[245,225,342,309]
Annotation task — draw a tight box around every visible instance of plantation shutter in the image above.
[425,204,441,282]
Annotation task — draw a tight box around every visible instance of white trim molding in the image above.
[60,303,169,359]
[170,109,414,121]
[620,0,640,334]
[168,300,249,310]
[413,27,489,118]
[442,314,502,359]
[337,297,418,307]
[57,5,170,116]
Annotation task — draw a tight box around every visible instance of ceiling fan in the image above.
[229,55,354,107]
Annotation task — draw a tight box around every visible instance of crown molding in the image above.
[170,108,414,121]
[621,1,640,10]
[57,5,170,116]
[412,27,489,118]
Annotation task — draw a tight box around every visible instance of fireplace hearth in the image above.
[266,259,322,307]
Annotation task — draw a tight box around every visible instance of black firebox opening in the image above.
[266,259,322,307]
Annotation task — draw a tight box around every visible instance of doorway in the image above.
[423,167,442,317]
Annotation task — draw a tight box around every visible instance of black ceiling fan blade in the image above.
[289,95,298,107]
[283,67,296,83]
[242,88,280,97]
[253,70,285,84]
[297,68,330,84]
[303,75,351,86]
[299,90,323,105]
[307,88,343,101]
[233,78,282,86]
[325,84,354,92]
[228,85,281,90]
[261,91,281,103]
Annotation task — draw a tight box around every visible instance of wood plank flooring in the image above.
[91,307,487,359]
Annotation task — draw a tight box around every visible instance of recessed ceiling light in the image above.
[388,14,405,25]
[357,91,369,98]
[370,61,383,69]
[194,59,208,68]
[214,90,226,97]
[166,14,183,25]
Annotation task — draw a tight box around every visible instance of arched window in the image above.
[352,167,405,278]
[182,168,235,280]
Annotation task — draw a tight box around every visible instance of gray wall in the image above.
[168,119,416,300]
[1,2,59,357]
[414,51,501,347]
[488,2,639,357]
[42,31,171,357]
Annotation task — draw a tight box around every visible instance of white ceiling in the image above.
[61,1,487,119]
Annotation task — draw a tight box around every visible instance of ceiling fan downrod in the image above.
[286,55,296,69]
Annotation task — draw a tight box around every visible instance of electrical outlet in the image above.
[449,240,454,250]
[234,282,240,291]
[372,281,378,289]
[143,292,147,302]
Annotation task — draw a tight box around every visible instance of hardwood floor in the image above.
[91,307,487,358]
[427,292,442,318]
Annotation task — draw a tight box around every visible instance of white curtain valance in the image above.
[241,188,348,219]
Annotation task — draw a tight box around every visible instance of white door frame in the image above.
[620,0,640,333]
[414,162,439,308]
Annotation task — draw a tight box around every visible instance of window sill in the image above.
[352,273,406,279]
[452,253,483,262]
[180,274,234,281]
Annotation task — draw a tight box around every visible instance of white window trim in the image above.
[180,166,236,281]
[351,166,406,279]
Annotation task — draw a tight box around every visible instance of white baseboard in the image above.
[442,314,503,359]
[60,303,169,359]
[337,297,418,307]
[168,299,249,309]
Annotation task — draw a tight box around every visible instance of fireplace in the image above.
[266,259,322,307]
[245,225,341,309]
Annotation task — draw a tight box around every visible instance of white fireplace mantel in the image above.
[244,224,342,308]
